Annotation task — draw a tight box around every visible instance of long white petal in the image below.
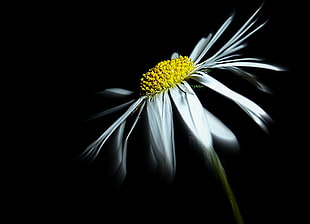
[211,61,283,71]
[79,97,146,161]
[87,100,135,120]
[220,66,271,93]
[216,57,263,63]
[169,82,212,149]
[191,72,271,131]
[106,121,126,181]
[146,92,176,182]
[113,101,146,186]
[195,14,234,64]
[204,108,239,152]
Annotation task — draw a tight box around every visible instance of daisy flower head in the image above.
[79,6,283,224]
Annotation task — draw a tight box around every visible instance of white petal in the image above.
[96,88,133,98]
[191,72,272,131]
[189,35,212,61]
[113,101,146,186]
[204,108,239,152]
[146,92,176,181]
[171,52,179,59]
[195,14,234,64]
[220,66,271,93]
[87,100,135,120]
[211,61,283,71]
[106,121,126,182]
[79,97,146,162]
[169,82,212,149]
[216,57,263,63]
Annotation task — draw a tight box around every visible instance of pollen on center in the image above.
[140,56,195,96]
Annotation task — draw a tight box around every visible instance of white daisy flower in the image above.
[79,6,283,224]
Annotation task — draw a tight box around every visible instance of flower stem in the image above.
[209,150,244,224]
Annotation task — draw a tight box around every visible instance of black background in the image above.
[9,0,305,223]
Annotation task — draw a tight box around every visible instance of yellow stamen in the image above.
[140,56,196,96]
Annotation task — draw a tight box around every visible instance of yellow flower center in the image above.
[140,56,196,96]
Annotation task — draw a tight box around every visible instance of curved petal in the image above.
[112,101,146,186]
[191,72,272,131]
[105,121,126,183]
[211,61,283,71]
[169,82,212,149]
[218,66,271,93]
[79,97,146,162]
[204,108,239,152]
[146,92,176,182]
[87,100,135,120]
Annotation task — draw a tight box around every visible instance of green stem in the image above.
[210,150,244,224]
